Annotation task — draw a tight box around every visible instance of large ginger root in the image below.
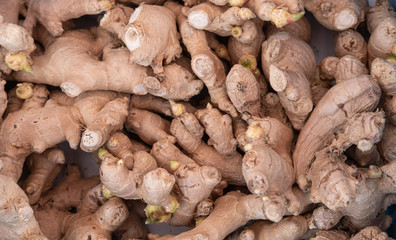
[262,32,315,130]
[310,160,396,230]
[22,146,65,205]
[245,0,305,28]
[379,123,396,162]
[238,216,308,240]
[320,55,368,82]
[304,0,366,31]
[293,75,381,192]
[350,226,393,240]
[125,108,176,145]
[23,0,114,36]
[165,1,238,117]
[148,189,311,240]
[334,29,368,64]
[14,28,202,100]
[367,0,396,64]
[113,201,149,240]
[0,174,47,240]
[170,105,245,185]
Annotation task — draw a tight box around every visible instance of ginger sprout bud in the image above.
[98,0,115,11]
[170,161,181,171]
[386,56,396,65]
[145,205,172,224]
[271,8,305,28]
[232,26,243,38]
[107,136,119,149]
[367,165,382,179]
[16,83,34,99]
[98,148,108,160]
[102,185,115,199]
[239,54,257,71]
[195,217,205,226]
[170,100,185,117]
[25,184,37,194]
[228,0,248,7]
[164,196,180,213]
[238,8,255,20]
[5,52,33,73]
[215,44,231,62]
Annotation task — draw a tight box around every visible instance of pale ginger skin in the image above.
[304,0,366,31]
[226,64,263,120]
[14,29,202,100]
[125,108,176,145]
[22,147,65,205]
[310,160,396,230]
[238,216,309,240]
[310,230,350,240]
[113,201,149,240]
[350,226,393,240]
[122,4,182,74]
[379,122,396,162]
[165,163,221,226]
[334,30,368,64]
[0,174,47,240]
[165,1,238,117]
[371,58,396,125]
[367,1,396,63]
[320,55,368,83]
[293,75,381,192]
[148,189,312,240]
[262,32,315,130]
[170,110,245,185]
[195,104,238,157]
[265,16,311,43]
[23,0,115,36]
[186,3,256,42]
[0,0,24,24]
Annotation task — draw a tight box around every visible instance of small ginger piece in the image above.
[304,0,365,31]
[123,4,181,74]
[265,16,311,43]
[22,147,65,205]
[23,0,115,36]
[125,108,176,145]
[320,55,368,83]
[367,1,396,64]
[226,64,263,120]
[186,3,256,42]
[238,216,308,240]
[334,29,368,64]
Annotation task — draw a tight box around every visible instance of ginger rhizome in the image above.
[262,32,315,130]
[14,28,202,100]
[23,0,115,36]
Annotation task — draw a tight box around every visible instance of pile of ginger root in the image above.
[1,0,396,239]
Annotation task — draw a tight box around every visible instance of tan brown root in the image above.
[22,147,65,205]
[293,76,381,191]
[310,229,350,240]
[334,29,367,64]
[265,16,311,43]
[167,163,221,225]
[151,139,196,173]
[226,64,263,120]
[124,4,182,74]
[170,111,245,185]
[165,1,238,117]
[320,55,368,83]
[379,122,396,162]
[304,0,365,31]
[125,108,176,145]
[238,216,308,240]
[0,174,47,240]
[23,0,114,36]
[350,226,392,240]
